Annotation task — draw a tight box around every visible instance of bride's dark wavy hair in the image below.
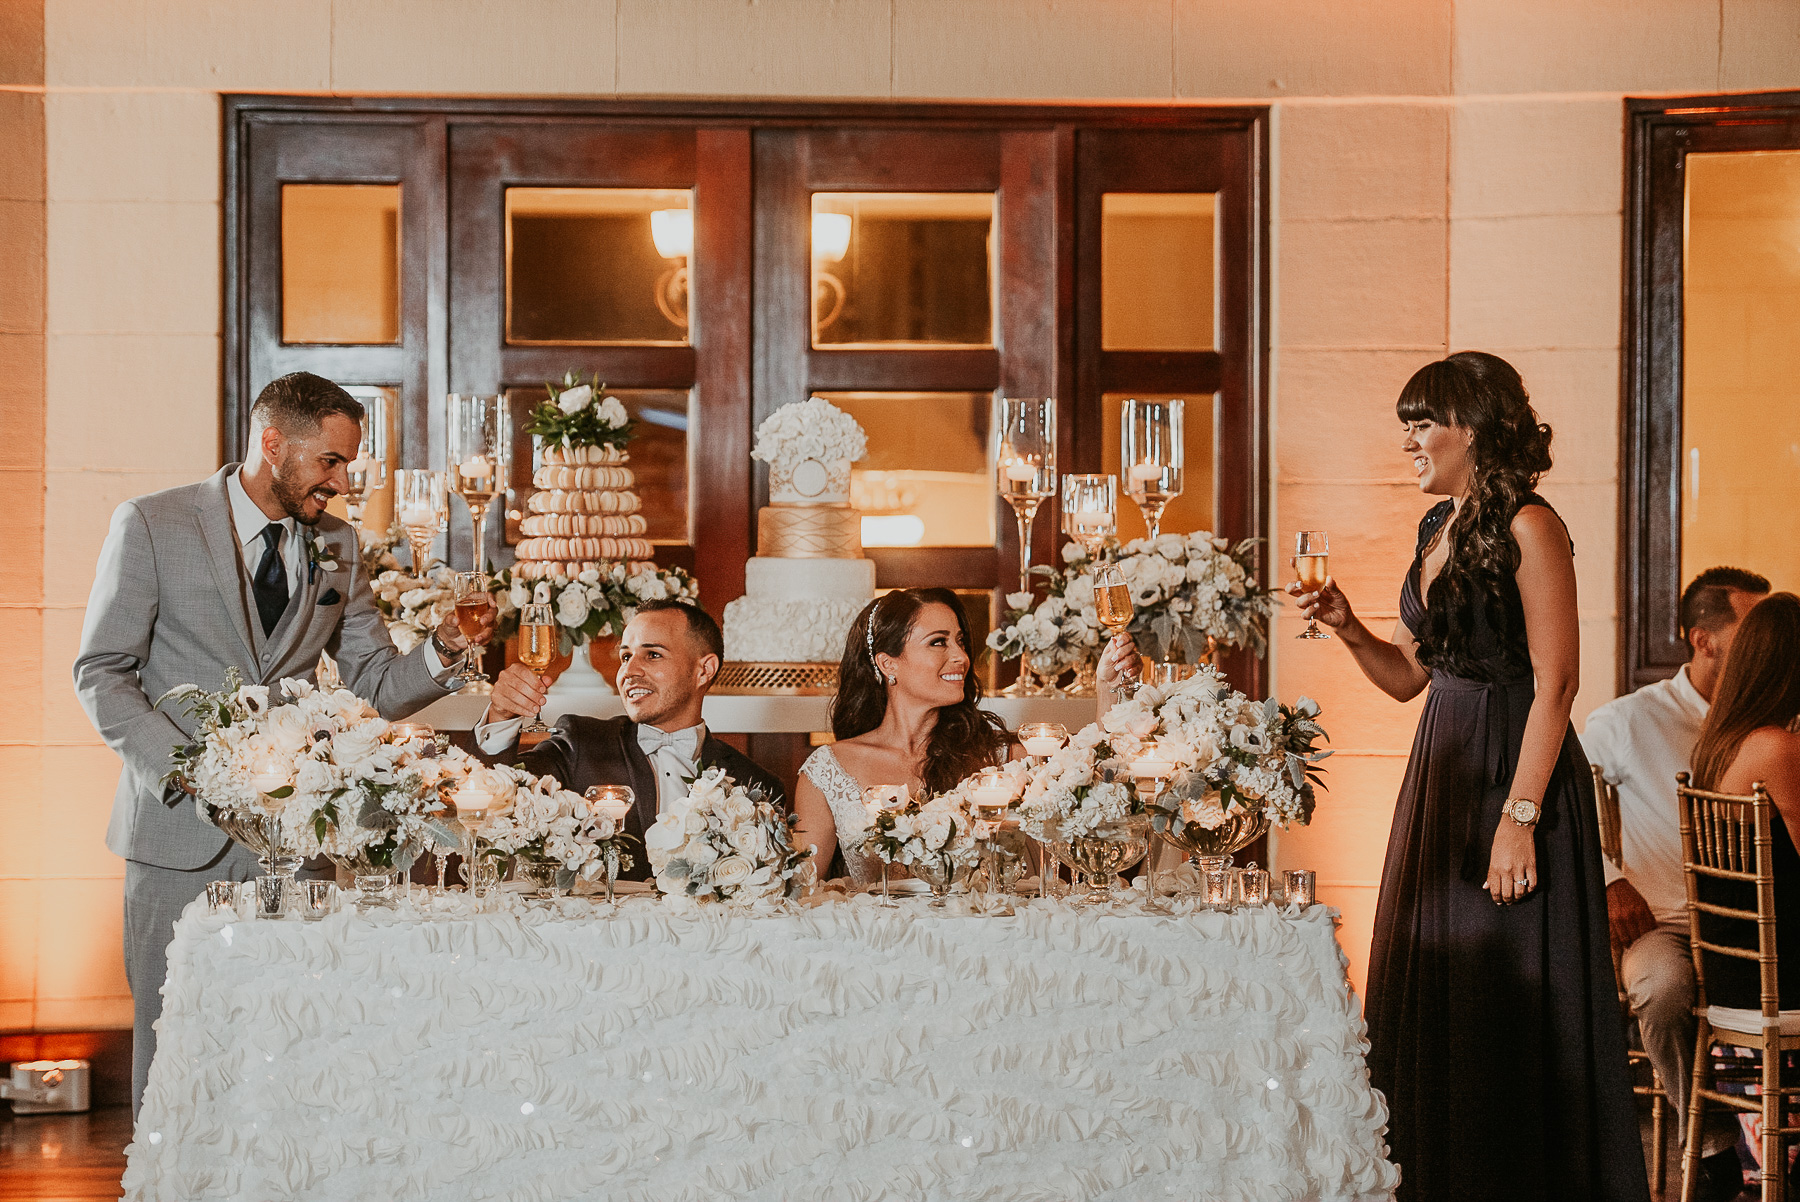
[1397,351,1554,672]
[831,588,1009,795]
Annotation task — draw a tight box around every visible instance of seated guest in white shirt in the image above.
[1582,565,1768,1194]
[476,600,786,880]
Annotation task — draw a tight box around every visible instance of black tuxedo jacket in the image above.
[511,714,788,881]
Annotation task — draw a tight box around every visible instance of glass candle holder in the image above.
[205,880,240,912]
[1283,868,1317,907]
[1239,861,1270,906]
[1202,866,1234,910]
[301,880,336,921]
[1061,473,1117,556]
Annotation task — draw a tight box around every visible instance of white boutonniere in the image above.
[303,529,340,583]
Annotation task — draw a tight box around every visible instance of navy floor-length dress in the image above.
[1364,497,1650,1201]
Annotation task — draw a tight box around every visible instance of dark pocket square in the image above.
[318,588,342,606]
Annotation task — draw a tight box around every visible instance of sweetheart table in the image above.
[123,893,1398,1202]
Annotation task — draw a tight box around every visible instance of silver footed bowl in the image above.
[1050,814,1151,900]
[1159,807,1268,870]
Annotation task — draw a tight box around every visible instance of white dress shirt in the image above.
[1580,665,1709,925]
[475,714,705,815]
[228,467,456,679]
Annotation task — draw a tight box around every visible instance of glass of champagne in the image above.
[395,469,446,576]
[1061,474,1117,556]
[1294,530,1331,640]
[453,571,494,684]
[1093,562,1135,703]
[446,393,510,574]
[1122,398,1184,540]
[517,593,558,735]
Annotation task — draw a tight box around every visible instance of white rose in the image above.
[712,856,753,889]
[331,730,382,771]
[1154,534,1187,560]
[557,383,593,414]
[686,839,719,869]
[597,396,629,427]
[264,706,312,755]
[645,815,686,856]
[556,589,591,627]
[1005,591,1034,611]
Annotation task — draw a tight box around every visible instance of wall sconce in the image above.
[650,208,693,330]
[812,211,852,334]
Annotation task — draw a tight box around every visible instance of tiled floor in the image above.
[0,1098,1749,1201]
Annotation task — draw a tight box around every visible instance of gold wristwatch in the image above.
[1503,797,1541,827]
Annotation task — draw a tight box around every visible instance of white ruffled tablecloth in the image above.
[124,891,1398,1202]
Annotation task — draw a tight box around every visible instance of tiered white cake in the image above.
[723,399,875,668]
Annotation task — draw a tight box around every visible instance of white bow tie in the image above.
[637,725,701,765]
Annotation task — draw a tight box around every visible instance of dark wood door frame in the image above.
[1622,91,1800,692]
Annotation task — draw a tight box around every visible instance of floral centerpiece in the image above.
[466,763,634,894]
[1015,725,1140,842]
[645,767,811,910]
[494,561,699,648]
[988,533,1276,678]
[525,371,633,451]
[369,564,458,654]
[1096,664,1331,867]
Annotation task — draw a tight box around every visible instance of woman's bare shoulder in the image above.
[1735,725,1800,771]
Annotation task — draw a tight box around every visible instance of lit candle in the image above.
[1283,868,1317,907]
[461,455,493,481]
[1021,735,1061,757]
[349,454,370,474]
[1132,755,1173,781]
[1073,506,1108,523]
[451,779,497,814]
[1129,462,1162,483]
[584,785,633,823]
[1004,461,1036,483]
[249,761,287,796]
[390,723,433,745]
[399,503,435,528]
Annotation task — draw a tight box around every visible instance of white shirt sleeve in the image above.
[474,708,524,756]
[1579,706,1626,885]
[422,637,463,686]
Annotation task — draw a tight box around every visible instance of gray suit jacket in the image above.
[74,465,452,870]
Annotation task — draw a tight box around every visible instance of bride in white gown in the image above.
[794,587,1141,885]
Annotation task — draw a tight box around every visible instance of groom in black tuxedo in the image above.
[477,600,785,880]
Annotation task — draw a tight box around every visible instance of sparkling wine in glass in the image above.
[446,393,511,575]
[1122,398,1184,540]
[1294,530,1331,640]
[395,469,447,575]
[1061,474,1117,557]
[517,595,558,735]
[453,571,494,683]
[1093,563,1135,702]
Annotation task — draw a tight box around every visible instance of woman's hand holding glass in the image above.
[1095,630,1141,699]
[1286,570,1353,633]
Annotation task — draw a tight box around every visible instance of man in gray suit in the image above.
[74,372,483,1113]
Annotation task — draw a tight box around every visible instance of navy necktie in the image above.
[252,522,288,637]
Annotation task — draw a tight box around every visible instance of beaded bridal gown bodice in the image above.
[799,746,883,887]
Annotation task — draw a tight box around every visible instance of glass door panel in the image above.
[322,385,404,536]
[1681,151,1800,593]
[1101,193,1216,352]
[810,193,995,348]
[814,391,996,548]
[281,184,401,344]
[505,188,693,345]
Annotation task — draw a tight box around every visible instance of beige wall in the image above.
[6,0,1797,1028]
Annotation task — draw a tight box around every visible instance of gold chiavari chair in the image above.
[1592,762,1670,1190]
[1678,772,1799,1202]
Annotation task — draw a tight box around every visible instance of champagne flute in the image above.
[1122,398,1184,540]
[453,571,494,684]
[1093,562,1134,703]
[1061,474,1117,556]
[446,393,510,575]
[1294,530,1331,640]
[343,391,388,535]
[395,469,446,576]
[517,593,558,735]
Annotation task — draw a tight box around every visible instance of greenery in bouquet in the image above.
[1098,664,1331,837]
[526,371,634,451]
[989,533,1276,671]
[158,674,452,870]
[645,767,811,908]
[464,763,635,886]
[493,561,699,647]
[1016,725,1141,842]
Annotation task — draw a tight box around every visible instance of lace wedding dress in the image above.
[799,746,883,887]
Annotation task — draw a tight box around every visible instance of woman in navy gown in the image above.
[1292,352,1649,1201]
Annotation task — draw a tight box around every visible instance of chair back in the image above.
[1678,771,1781,1022]
[1591,762,1624,869]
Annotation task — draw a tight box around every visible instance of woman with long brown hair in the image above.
[792,587,1139,884]
[1688,592,1800,1011]
[1293,351,1648,1200]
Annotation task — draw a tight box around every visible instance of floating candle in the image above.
[1004,461,1037,483]
[584,785,633,823]
[1129,462,1163,483]
[399,503,435,528]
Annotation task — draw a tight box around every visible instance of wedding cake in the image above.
[514,381,656,582]
[719,399,875,690]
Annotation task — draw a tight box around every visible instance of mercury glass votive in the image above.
[205,880,240,912]
[1284,869,1317,907]
[301,880,335,921]
[1239,862,1270,906]
[1202,866,1234,910]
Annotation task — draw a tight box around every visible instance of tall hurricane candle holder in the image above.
[994,396,1056,698]
[446,393,511,575]
[1061,474,1117,556]
[1122,398,1184,541]
[584,786,633,905]
[395,470,447,575]
[1130,749,1176,916]
[343,390,388,535]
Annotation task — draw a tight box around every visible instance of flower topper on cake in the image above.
[751,398,868,504]
[527,370,634,450]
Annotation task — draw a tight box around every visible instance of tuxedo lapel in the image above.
[616,720,661,831]
[194,468,260,669]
